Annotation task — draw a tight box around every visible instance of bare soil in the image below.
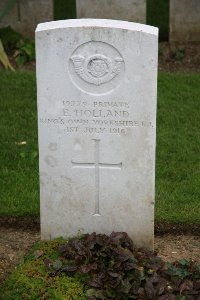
[0,228,40,284]
[155,235,200,263]
[159,42,200,73]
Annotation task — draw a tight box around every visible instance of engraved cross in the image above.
[71,139,122,216]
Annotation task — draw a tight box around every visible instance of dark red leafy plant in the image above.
[45,232,200,299]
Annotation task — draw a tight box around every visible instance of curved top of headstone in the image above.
[36,19,158,36]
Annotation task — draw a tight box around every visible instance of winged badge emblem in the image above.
[71,54,123,86]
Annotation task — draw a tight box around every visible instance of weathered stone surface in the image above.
[0,0,53,38]
[76,0,146,23]
[36,19,158,249]
[170,0,200,42]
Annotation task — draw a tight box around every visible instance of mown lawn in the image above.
[156,74,200,223]
[0,71,200,224]
[0,72,39,216]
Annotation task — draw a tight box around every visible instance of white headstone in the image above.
[0,0,53,38]
[170,0,200,42]
[76,0,146,24]
[36,19,158,249]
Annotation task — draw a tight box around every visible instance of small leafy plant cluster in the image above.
[171,47,185,61]
[46,232,200,300]
[0,26,35,69]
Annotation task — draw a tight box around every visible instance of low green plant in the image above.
[0,26,35,68]
[1,238,86,300]
[14,38,35,66]
[0,26,22,50]
[172,48,185,61]
[47,232,200,299]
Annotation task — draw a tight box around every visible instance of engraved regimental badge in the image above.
[69,41,125,95]
[71,54,123,86]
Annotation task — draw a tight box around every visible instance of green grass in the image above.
[0,71,39,216]
[1,238,86,299]
[156,73,200,223]
[0,71,200,225]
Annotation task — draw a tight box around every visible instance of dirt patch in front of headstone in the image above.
[155,221,200,236]
[155,235,200,263]
[0,216,40,231]
[0,228,40,284]
[1,216,199,235]
[0,227,200,284]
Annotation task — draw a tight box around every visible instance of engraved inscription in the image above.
[40,98,154,135]
[71,139,122,215]
[71,54,123,86]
